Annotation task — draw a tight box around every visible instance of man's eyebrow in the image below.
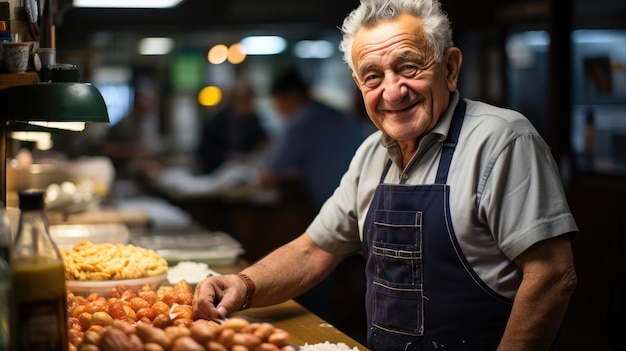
[356,62,376,77]
[398,51,412,60]
[397,50,421,62]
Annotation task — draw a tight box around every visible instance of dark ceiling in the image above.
[55,0,626,30]
[52,0,626,62]
[57,0,359,31]
[55,0,362,43]
[54,0,626,42]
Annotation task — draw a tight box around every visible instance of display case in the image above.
[570,29,626,174]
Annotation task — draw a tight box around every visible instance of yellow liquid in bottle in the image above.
[11,256,68,351]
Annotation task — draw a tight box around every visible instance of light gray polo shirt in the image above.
[307,91,578,299]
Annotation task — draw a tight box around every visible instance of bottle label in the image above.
[16,299,67,351]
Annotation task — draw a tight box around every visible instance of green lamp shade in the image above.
[0,82,110,123]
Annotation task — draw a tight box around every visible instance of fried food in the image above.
[61,240,168,280]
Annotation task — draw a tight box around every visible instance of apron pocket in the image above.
[371,242,421,284]
[372,209,422,285]
[372,276,424,336]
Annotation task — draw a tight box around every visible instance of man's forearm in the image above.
[241,233,343,307]
[498,279,573,350]
[498,236,577,350]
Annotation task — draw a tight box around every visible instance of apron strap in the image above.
[380,159,393,183]
[435,98,467,184]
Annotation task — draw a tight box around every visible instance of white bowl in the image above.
[66,272,167,297]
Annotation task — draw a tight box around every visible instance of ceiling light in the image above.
[574,29,626,44]
[1,83,109,125]
[227,43,246,64]
[240,36,286,55]
[138,37,175,55]
[24,121,86,132]
[10,132,53,151]
[208,44,228,64]
[73,0,183,8]
[294,40,335,59]
[0,82,109,204]
[197,86,222,106]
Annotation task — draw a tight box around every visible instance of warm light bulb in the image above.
[197,86,222,106]
[208,44,228,64]
[227,43,246,64]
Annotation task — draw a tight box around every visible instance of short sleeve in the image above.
[478,133,578,260]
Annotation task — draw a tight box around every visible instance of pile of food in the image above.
[67,280,296,351]
[61,240,168,280]
[63,241,297,351]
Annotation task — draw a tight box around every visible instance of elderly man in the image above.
[193,1,578,350]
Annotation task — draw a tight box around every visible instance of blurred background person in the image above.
[259,65,365,324]
[99,75,164,181]
[259,66,364,210]
[195,79,270,174]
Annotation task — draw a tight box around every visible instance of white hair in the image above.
[339,0,454,72]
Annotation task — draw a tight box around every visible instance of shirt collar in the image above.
[429,90,460,142]
[379,90,460,148]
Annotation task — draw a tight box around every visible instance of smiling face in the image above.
[351,14,462,149]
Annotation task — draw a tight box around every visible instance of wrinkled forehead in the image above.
[353,14,428,47]
[351,14,431,66]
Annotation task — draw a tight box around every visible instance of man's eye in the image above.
[363,74,381,87]
[400,64,419,75]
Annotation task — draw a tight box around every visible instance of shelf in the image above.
[0,72,40,89]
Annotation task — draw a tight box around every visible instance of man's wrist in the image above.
[237,273,256,310]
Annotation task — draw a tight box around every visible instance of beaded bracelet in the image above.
[237,273,256,310]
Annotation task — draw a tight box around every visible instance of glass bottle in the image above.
[0,202,12,264]
[10,191,68,351]
[0,20,10,73]
[0,256,9,351]
[0,202,11,351]
[0,21,10,42]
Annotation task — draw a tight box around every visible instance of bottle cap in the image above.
[18,191,45,211]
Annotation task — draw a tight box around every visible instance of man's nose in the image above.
[381,74,408,104]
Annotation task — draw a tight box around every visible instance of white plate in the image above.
[66,272,167,297]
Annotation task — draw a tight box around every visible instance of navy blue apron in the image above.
[362,99,514,350]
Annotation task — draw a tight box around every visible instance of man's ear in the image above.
[444,47,463,92]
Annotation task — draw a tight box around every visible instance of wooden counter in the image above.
[233,299,368,350]
[211,260,369,350]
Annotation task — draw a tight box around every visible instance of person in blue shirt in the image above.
[260,66,365,210]
[259,66,366,325]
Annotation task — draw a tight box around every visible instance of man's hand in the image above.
[192,274,248,321]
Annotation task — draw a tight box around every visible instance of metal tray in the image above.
[132,231,244,265]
